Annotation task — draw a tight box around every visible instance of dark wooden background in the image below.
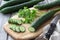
[0,0,55,40]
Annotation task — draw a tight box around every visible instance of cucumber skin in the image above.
[4,0,10,1]
[0,0,44,14]
[0,0,30,10]
[31,8,60,31]
[34,0,60,10]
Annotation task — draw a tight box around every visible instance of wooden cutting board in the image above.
[3,8,60,40]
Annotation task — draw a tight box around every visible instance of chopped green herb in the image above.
[18,7,37,23]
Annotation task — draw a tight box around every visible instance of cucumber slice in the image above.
[10,24,16,31]
[15,27,20,32]
[28,27,35,32]
[19,26,26,32]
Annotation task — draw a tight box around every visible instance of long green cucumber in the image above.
[0,0,30,10]
[28,8,60,32]
[4,0,10,1]
[34,0,60,10]
[0,0,44,14]
[4,0,13,1]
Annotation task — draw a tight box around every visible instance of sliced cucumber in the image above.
[19,26,26,32]
[8,18,22,25]
[10,24,16,31]
[15,27,20,32]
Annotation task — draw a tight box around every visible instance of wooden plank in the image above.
[0,13,11,40]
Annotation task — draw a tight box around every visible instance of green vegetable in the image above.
[0,0,44,14]
[8,18,24,25]
[34,0,60,10]
[0,0,30,10]
[19,26,26,32]
[28,8,60,32]
[10,24,16,31]
[10,24,20,32]
[10,24,26,32]
[15,27,20,32]
[4,0,10,1]
[18,7,37,23]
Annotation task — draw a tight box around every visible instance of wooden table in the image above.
[0,0,55,40]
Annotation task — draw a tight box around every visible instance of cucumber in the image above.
[10,24,16,31]
[28,8,60,32]
[0,0,44,14]
[4,0,10,1]
[19,26,26,32]
[8,18,23,25]
[15,27,20,32]
[0,0,30,10]
[9,24,26,32]
[10,24,20,32]
[34,0,60,10]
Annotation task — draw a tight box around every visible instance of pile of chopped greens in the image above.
[18,7,37,23]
